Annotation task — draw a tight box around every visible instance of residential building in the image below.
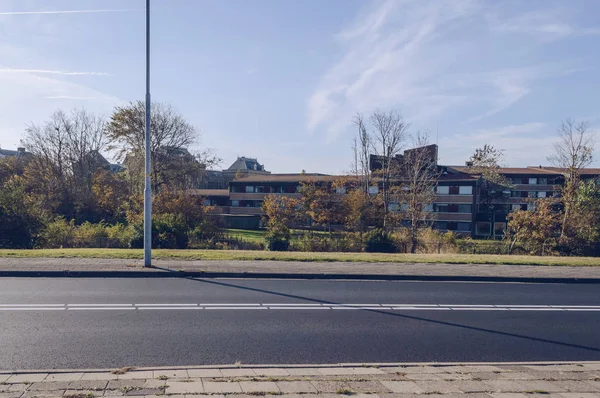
[0,147,30,159]
[199,156,270,189]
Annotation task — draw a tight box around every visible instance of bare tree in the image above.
[107,101,213,192]
[547,118,595,239]
[398,131,440,253]
[467,144,512,207]
[21,109,107,217]
[352,113,372,194]
[370,109,408,228]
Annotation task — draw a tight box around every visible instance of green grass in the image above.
[224,229,266,243]
[1,248,600,266]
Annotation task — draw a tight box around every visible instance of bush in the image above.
[365,229,397,253]
[74,221,108,247]
[38,217,76,248]
[266,232,290,251]
[129,214,189,249]
[106,223,135,248]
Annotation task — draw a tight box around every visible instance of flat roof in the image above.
[188,189,230,197]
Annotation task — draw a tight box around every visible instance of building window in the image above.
[512,204,522,211]
[511,178,522,184]
[494,222,506,236]
[458,204,472,213]
[400,203,409,211]
[457,222,471,232]
[538,191,546,198]
[245,185,255,193]
[423,203,434,212]
[388,202,399,212]
[436,221,447,230]
[529,178,537,185]
[255,186,265,193]
[231,200,239,207]
[476,222,491,235]
[336,186,346,194]
[449,186,460,195]
[285,185,296,193]
[528,191,538,198]
[436,186,449,195]
[368,186,379,194]
[459,186,473,195]
[203,199,211,206]
[539,178,547,185]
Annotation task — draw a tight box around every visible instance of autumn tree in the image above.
[397,132,440,253]
[298,179,344,232]
[547,119,595,240]
[506,198,561,255]
[261,194,300,250]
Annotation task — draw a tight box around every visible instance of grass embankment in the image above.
[0,248,599,266]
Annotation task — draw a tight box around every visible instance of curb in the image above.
[1,269,600,283]
[1,361,599,375]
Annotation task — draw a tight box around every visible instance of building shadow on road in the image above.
[190,277,600,355]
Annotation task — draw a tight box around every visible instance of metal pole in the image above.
[143,0,152,267]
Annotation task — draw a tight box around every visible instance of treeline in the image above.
[0,103,222,249]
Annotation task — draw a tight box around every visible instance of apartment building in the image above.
[190,147,600,237]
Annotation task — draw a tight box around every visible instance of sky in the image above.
[0,0,599,174]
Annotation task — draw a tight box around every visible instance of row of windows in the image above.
[388,203,472,213]
[435,221,471,232]
[232,185,474,195]
[231,200,263,208]
[511,177,549,185]
[436,185,473,195]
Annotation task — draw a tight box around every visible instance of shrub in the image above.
[38,217,76,248]
[106,223,135,248]
[74,221,109,248]
[129,214,189,249]
[266,232,290,251]
[365,229,397,253]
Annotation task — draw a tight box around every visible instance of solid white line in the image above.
[201,303,261,306]
[205,307,267,310]
[383,304,440,307]
[0,308,65,311]
[135,304,197,307]
[68,307,136,311]
[391,307,451,310]
[507,308,566,311]
[0,304,64,307]
[452,308,508,311]
[137,307,202,310]
[267,303,324,306]
[566,308,600,311]
[447,305,497,307]
[331,307,360,310]
[69,304,133,307]
[268,307,330,310]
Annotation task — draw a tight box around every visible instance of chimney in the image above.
[17,147,25,153]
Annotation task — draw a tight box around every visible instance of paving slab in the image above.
[488,394,530,398]
[275,381,318,394]
[7,374,49,383]
[21,390,65,398]
[115,372,153,381]
[413,380,462,394]
[0,393,25,398]
[517,380,568,392]
[202,382,242,394]
[309,380,352,394]
[67,380,108,391]
[239,381,280,393]
[251,368,290,377]
[483,380,529,392]
[285,368,323,376]
[378,381,423,394]
[452,381,492,393]
[560,394,600,398]
[164,381,203,395]
[123,388,163,396]
[186,369,223,378]
[152,370,188,380]
[347,380,391,393]
[80,373,118,382]
[220,369,256,378]
[63,389,102,396]
[555,381,600,393]
[29,382,71,391]
[44,374,84,383]
[106,380,146,391]
[404,373,443,381]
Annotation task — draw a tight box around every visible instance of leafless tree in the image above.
[398,131,440,253]
[21,109,107,217]
[352,113,372,194]
[107,101,214,192]
[547,118,595,239]
[370,109,408,228]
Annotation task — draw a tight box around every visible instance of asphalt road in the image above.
[1,277,600,370]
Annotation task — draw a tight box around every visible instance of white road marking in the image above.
[1,303,600,312]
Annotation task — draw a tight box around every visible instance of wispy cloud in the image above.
[44,95,104,100]
[0,9,137,16]
[307,0,594,143]
[0,68,111,76]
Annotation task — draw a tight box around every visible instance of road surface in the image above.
[0,277,599,369]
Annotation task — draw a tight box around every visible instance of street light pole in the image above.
[143,0,152,267]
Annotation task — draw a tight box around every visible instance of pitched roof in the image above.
[226,157,268,172]
[449,165,564,175]
[232,173,341,183]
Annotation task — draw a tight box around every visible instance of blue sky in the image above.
[0,0,599,174]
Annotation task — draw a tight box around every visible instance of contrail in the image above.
[0,68,111,76]
[0,9,138,16]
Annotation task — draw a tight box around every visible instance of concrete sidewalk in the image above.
[0,258,600,282]
[1,362,600,398]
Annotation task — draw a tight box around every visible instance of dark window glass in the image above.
[449,186,459,195]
